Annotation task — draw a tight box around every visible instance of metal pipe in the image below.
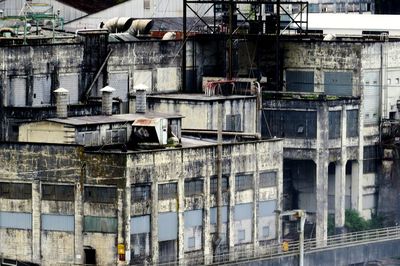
[299,213,306,266]
[182,0,187,92]
[216,100,223,255]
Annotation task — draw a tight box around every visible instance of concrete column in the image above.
[203,168,211,264]
[150,180,159,264]
[74,181,84,265]
[177,174,185,263]
[335,105,347,232]
[253,143,259,255]
[351,161,363,211]
[228,173,235,261]
[117,187,125,265]
[316,103,329,246]
[124,171,131,264]
[334,162,346,232]
[31,179,41,264]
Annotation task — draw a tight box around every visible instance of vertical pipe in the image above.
[216,100,223,255]
[182,0,187,92]
[227,0,233,80]
[276,0,281,90]
[299,213,305,266]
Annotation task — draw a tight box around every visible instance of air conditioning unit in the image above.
[132,118,168,145]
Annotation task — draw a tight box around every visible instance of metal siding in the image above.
[9,77,27,107]
[41,214,74,232]
[33,75,51,106]
[234,203,253,221]
[184,209,202,228]
[0,212,32,229]
[363,71,380,125]
[109,72,129,102]
[131,215,150,234]
[324,72,353,96]
[59,73,79,104]
[158,212,178,241]
[286,70,314,92]
[210,206,228,224]
[259,200,277,217]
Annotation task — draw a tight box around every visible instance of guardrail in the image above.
[157,226,400,266]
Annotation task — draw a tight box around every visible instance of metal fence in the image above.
[157,226,400,266]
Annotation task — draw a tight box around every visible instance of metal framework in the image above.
[182,0,309,90]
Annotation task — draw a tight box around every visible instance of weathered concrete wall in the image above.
[146,95,257,133]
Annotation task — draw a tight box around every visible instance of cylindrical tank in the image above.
[100,86,115,116]
[54,88,69,119]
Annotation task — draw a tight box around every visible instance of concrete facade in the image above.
[0,139,283,265]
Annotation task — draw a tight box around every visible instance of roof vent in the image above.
[54,87,69,119]
[100,85,115,116]
[134,84,148,114]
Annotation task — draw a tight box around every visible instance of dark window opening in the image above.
[0,182,31,199]
[363,145,380,173]
[132,184,151,202]
[84,247,96,265]
[184,179,204,197]
[84,186,116,204]
[329,111,341,139]
[210,176,229,194]
[42,184,74,201]
[347,110,359,138]
[259,171,277,188]
[158,183,177,200]
[226,114,242,132]
[235,174,253,191]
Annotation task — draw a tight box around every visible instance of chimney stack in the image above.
[100,86,115,116]
[134,84,148,114]
[54,88,69,118]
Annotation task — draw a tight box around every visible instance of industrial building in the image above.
[2,0,400,265]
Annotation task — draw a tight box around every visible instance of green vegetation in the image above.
[328,209,385,235]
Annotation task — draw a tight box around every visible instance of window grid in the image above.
[84,186,116,204]
[0,182,31,199]
[259,171,277,188]
[235,174,253,191]
[158,183,178,200]
[132,184,151,202]
[42,184,74,201]
[184,179,204,197]
[210,176,229,194]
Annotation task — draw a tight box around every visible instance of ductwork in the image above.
[162,32,176,40]
[100,17,134,33]
[100,17,153,36]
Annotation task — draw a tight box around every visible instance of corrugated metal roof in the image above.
[308,13,400,35]
[47,113,183,126]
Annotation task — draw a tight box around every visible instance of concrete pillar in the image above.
[74,181,84,265]
[228,173,235,261]
[151,181,159,264]
[203,168,212,264]
[117,187,125,265]
[351,161,363,211]
[253,143,259,255]
[316,103,329,246]
[335,105,347,232]
[334,162,346,232]
[31,179,41,264]
[177,174,185,263]
[124,171,131,265]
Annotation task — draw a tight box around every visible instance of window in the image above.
[184,179,203,197]
[324,72,353,96]
[188,237,195,249]
[158,183,177,200]
[235,174,253,191]
[329,111,341,139]
[346,110,359,138]
[226,114,242,132]
[84,186,116,204]
[259,171,276,188]
[42,214,74,232]
[132,184,151,202]
[262,226,270,238]
[364,145,379,173]
[84,216,117,233]
[144,0,150,9]
[238,230,245,242]
[0,182,31,199]
[285,70,314,92]
[210,176,229,194]
[42,184,74,201]
[262,110,317,139]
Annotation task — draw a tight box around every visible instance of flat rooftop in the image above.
[148,93,256,101]
[47,112,183,126]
